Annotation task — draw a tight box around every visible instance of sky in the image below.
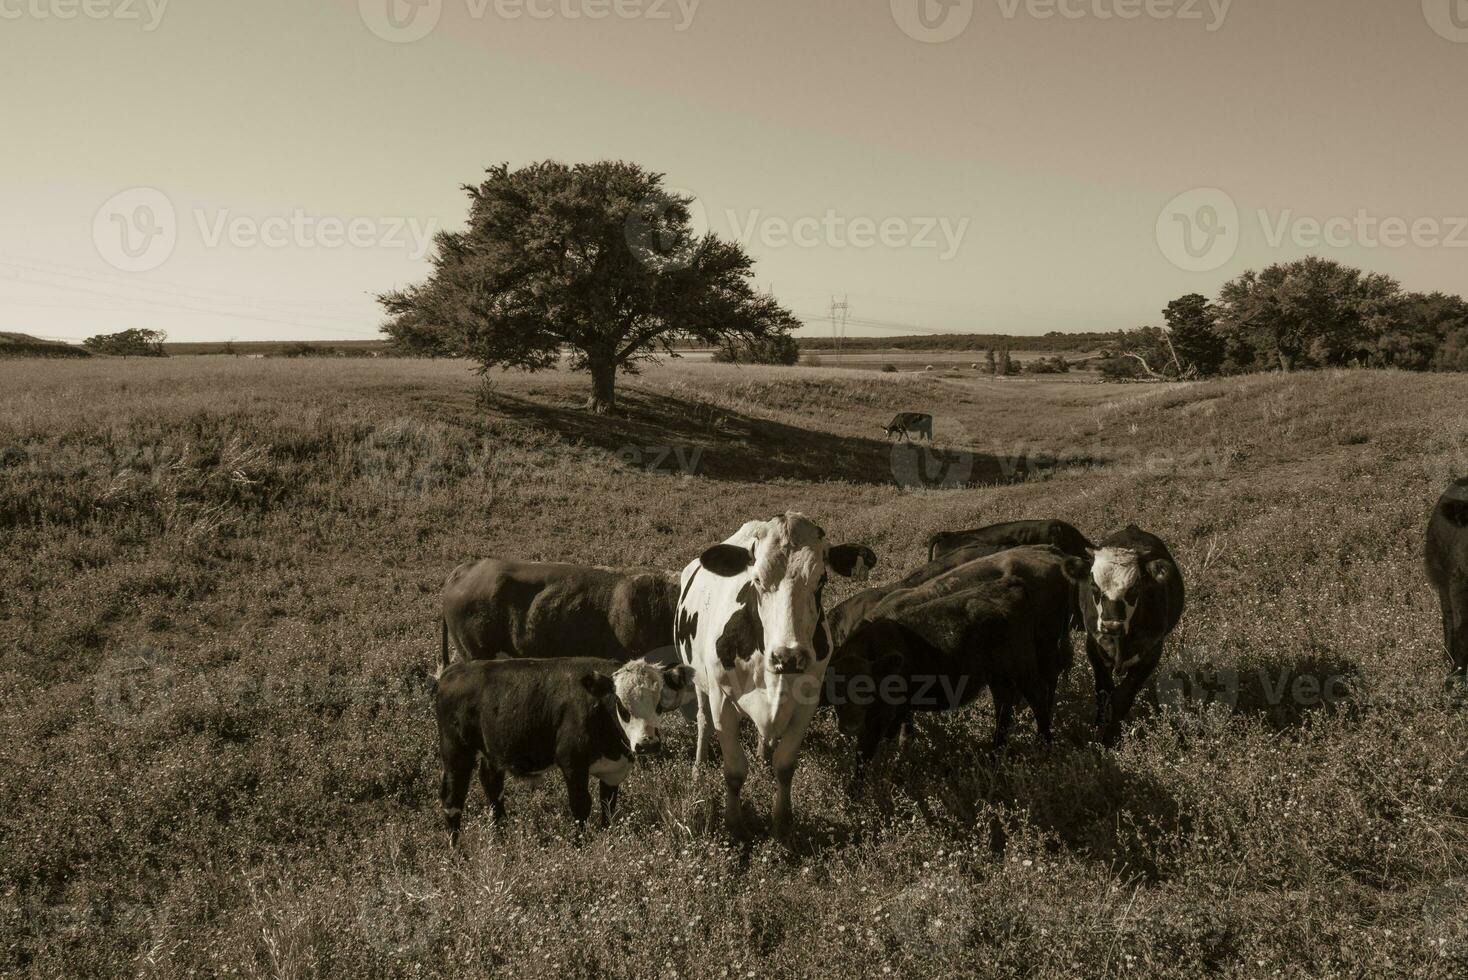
[1,0,1465,343]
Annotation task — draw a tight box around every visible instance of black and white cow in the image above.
[1426,478,1468,684]
[882,413,934,442]
[434,657,695,846]
[1072,525,1185,745]
[676,513,876,840]
[440,559,678,670]
[926,518,1094,564]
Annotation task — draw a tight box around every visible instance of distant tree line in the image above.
[1102,257,1468,381]
[711,333,801,365]
[801,331,1112,354]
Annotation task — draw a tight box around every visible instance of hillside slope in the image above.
[0,359,1464,978]
[0,332,90,359]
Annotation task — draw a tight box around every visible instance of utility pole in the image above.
[829,296,850,359]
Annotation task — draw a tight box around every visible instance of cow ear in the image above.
[700,544,755,577]
[581,672,614,698]
[828,545,877,579]
[658,665,697,711]
[1061,554,1093,583]
[1146,559,1173,584]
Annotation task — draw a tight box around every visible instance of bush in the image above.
[881,364,898,373]
[1024,355,1071,375]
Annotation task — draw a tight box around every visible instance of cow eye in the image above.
[615,702,630,723]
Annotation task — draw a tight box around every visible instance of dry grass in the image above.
[1,357,1466,978]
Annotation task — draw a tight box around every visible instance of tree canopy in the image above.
[379,160,799,413]
[82,328,167,357]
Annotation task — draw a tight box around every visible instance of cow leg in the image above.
[770,704,816,844]
[1448,589,1468,682]
[1086,636,1114,728]
[440,748,475,848]
[561,764,593,836]
[598,781,620,827]
[693,686,714,772]
[477,760,506,828]
[845,716,886,798]
[991,683,1016,747]
[709,691,749,839]
[1018,673,1055,744]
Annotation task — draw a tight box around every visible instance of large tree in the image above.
[1214,257,1401,372]
[378,161,799,413]
[82,328,167,357]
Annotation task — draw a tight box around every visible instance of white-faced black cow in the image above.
[1426,478,1468,683]
[882,413,934,442]
[440,559,678,670]
[434,656,695,846]
[676,513,875,840]
[1072,525,1185,745]
[926,518,1094,563]
[828,545,1084,769]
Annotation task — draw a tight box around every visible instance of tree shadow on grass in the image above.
[482,388,1093,487]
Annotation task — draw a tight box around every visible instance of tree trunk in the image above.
[587,358,616,415]
[1279,351,1293,372]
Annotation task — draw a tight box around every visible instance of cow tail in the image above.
[925,532,944,563]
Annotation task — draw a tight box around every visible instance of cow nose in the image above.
[635,739,662,756]
[1099,620,1126,636]
[769,646,809,674]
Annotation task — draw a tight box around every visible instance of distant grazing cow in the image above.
[1072,525,1185,745]
[927,519,1094,564]
[882,413,934,442]
[1426,478,1468,683]
[441,560,678,669]
[434,657,695,846]
[676,513,875,840]
[827,545,1083,764]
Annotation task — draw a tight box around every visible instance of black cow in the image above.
[434,657,695,846]
[882,413,934,442]
[1426,478,1468,684]
[441,559,678,671]
[1071,525,1185,745]
[926,518,1094,563]
[828,546,1084,769]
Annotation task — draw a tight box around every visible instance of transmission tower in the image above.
[829,296,850,358]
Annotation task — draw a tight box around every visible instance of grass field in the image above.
[2,357,1466,978]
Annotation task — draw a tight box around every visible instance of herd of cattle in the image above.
[434,479,1468,847]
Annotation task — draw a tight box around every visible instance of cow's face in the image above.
[1082,547,1173,681]
[586,661,696,755]
[700,513,876,677]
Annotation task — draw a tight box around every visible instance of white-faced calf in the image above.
[434,657,695,846]
[1072,525,1186,745]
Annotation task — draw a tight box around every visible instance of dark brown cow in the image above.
[1426,478,1468,684]
[1072,525,1185,745]
[827,545,1084,772]
[441,560,678,672]
[927,518,1094,563]
[882,413,934,442]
